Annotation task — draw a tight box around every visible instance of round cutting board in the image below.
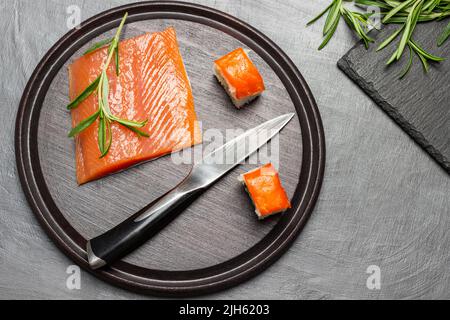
[15,1,325,296]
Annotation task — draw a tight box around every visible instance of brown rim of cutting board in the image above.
[15,1,326,297]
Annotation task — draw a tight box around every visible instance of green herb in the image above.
[409,38,445,73]
[382,0,416,23]
[437,20,450,45]
[341,6,375,48]
[324,0,343,35]
[399,44,413,78]
[67,12,149,158]
[115,46,120,76]
[308,2,335,25]
[121,125,150,138]
[66,76,100,110]
[376,24,404,50]
[318,1,342,50]
[83,38,113,55]
[308,0,450,77]
[68,110,100,138]
[395,0,423,60]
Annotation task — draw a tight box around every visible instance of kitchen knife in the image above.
[87,113,295,269]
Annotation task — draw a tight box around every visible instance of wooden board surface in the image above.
[338,21,450,173]
[2,0,449,300]
[37,18,303,271]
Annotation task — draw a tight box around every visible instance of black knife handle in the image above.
[86,172,206,269]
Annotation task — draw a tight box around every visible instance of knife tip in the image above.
[279,113,295,126]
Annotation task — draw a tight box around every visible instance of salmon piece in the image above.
[239,164,291,219]
[214,48,265,108]
[69,28,202,184]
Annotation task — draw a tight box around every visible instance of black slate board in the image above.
[338,20,450,174]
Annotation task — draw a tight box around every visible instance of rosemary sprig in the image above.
[67,13,149,158]
[308,0,449,77]
[309,0,375,49]
[341,6,375,48]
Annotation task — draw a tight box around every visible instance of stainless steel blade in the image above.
[134,113,294,223]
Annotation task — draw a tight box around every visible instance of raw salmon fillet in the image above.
[69,28,202,184]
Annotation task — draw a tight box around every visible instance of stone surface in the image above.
[338,21,450,173]
[0,0,449,300]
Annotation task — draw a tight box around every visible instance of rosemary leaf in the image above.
[115,46,120,76]
[66,76,100,110]
[383,0,416,23]
[416,50,431,71]
[100,120,113,158]
[377,25,404,51]
[385,14,446,23]
[384,0,402,7]
[355,0,392,10]
[83,38,113,55]
[112,117,148,128]
[351,11,374,47]
[114,13,128,43]
[386,48,399,65]
[437,20,450,46]
[409,39,445,61]
[102,71,112,116]
[120,124,150,138]
[68,111,100,137]
[342,8,374,48]
[319,12,341,50]
[307,1,334,25]
[324,0,342,35]
[423,0,441,13]
[98,115,106,155]
[396,0,424,60]
[399,45,414,78]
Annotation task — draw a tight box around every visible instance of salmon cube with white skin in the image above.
[214,48,266,108]
[239,164,292,220]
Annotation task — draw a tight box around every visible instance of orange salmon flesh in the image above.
[69,28,202,184]
[214,48,265,107]
[240,163,292,219]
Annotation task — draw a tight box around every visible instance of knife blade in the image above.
[87,113,295,269]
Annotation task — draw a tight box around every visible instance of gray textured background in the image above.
[0,0,449,300]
